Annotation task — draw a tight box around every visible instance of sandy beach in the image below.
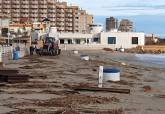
[0,50,165,114]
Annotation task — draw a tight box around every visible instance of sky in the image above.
[66,0,165,38]
[66,0,165,16]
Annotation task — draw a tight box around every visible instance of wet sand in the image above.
[0,50,165,114]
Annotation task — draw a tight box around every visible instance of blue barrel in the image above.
[13,51,20,60]
[103,68,120,73]
[103,68,120,81]
[80,54,88,57]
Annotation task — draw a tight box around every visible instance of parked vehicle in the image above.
[38,37,61,56]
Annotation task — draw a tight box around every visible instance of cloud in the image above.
[66,0,165,16]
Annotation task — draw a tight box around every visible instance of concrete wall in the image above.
[59,32,93,39]
[60,44,115,50]
[100,32,145,49]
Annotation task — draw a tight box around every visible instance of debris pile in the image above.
[103,48,114,52]
[36,94,119,107]
[6,109,37,114]
[142,85,152,92]
[125,46,165,54]
[0,69,29,83]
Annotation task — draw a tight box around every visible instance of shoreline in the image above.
[83,50,165,69]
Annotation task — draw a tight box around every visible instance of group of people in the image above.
[30,39,42,55]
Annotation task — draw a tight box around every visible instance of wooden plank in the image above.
[0,70,19,74]
[0,74,29,83]
[72,87,130,94]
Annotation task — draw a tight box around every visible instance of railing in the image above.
[0,45,12,54]
[0,45,13,64]
[59,44,111,50]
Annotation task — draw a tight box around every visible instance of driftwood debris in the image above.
[0,69,29,83]
[72,87,130,94]
[0,69,19,74]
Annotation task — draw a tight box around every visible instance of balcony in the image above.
[66,9,72,13]
[56,9,65,13]
[65,23,73,27]
[12,18,20,22]
[39,14,47,18]
[3,9,11,13]
[73,14,79,17]
[12,5,20,9]
[49,18,56,22]
[12,1,20,4]
[30,18,38,22]
[65,14,73,18]
[65,19,73,22]
[39,9,47,13]
[1,13,9,17]
[39,18,45,22]
[30,1,38,5]
[3,1,10,4]
[56,13,65,18]
[48,14,56,18]
[39,5,47,9]
[30,10,38,13]
[65,27,73,31]
[30,5,38,9]
[12,9,20,13]
[21,5,29,9]
[48,9,56,13]
[58,27,65,31]
[21,1,29,4]
[48,5,56,9]
[56,18,65,22]
[50,23,56,27]
[12,14,20,17]
[39,0,47,5]
[3,5,11,9]
[57,22,65,26]
[74,23,79,27]
[21,14,29,17]
[30,14,38,17]
[21,9,29,13]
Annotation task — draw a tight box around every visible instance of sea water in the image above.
[135,54,165,68]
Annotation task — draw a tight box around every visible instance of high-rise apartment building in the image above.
[118,19,133,32]
[0,0,93,33]
[78,10,93,33]
[106,17,118,31]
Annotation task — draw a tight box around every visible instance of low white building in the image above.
[100,32,145,49]
[58,24,103,45]
[58,32,93,44]
[52,22,145,50]
[58,31,145,50]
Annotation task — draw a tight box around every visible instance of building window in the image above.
[75,39,80,44]
[1,28,8,37]
[108,37,116,44]
[68,39,72,44]
[60,39,64,44]
[132,37,138,44]
[93,37,99,42]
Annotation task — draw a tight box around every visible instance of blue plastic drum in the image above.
[103,68,120,81]
[103,68,120,73]
[13,51,20,60]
